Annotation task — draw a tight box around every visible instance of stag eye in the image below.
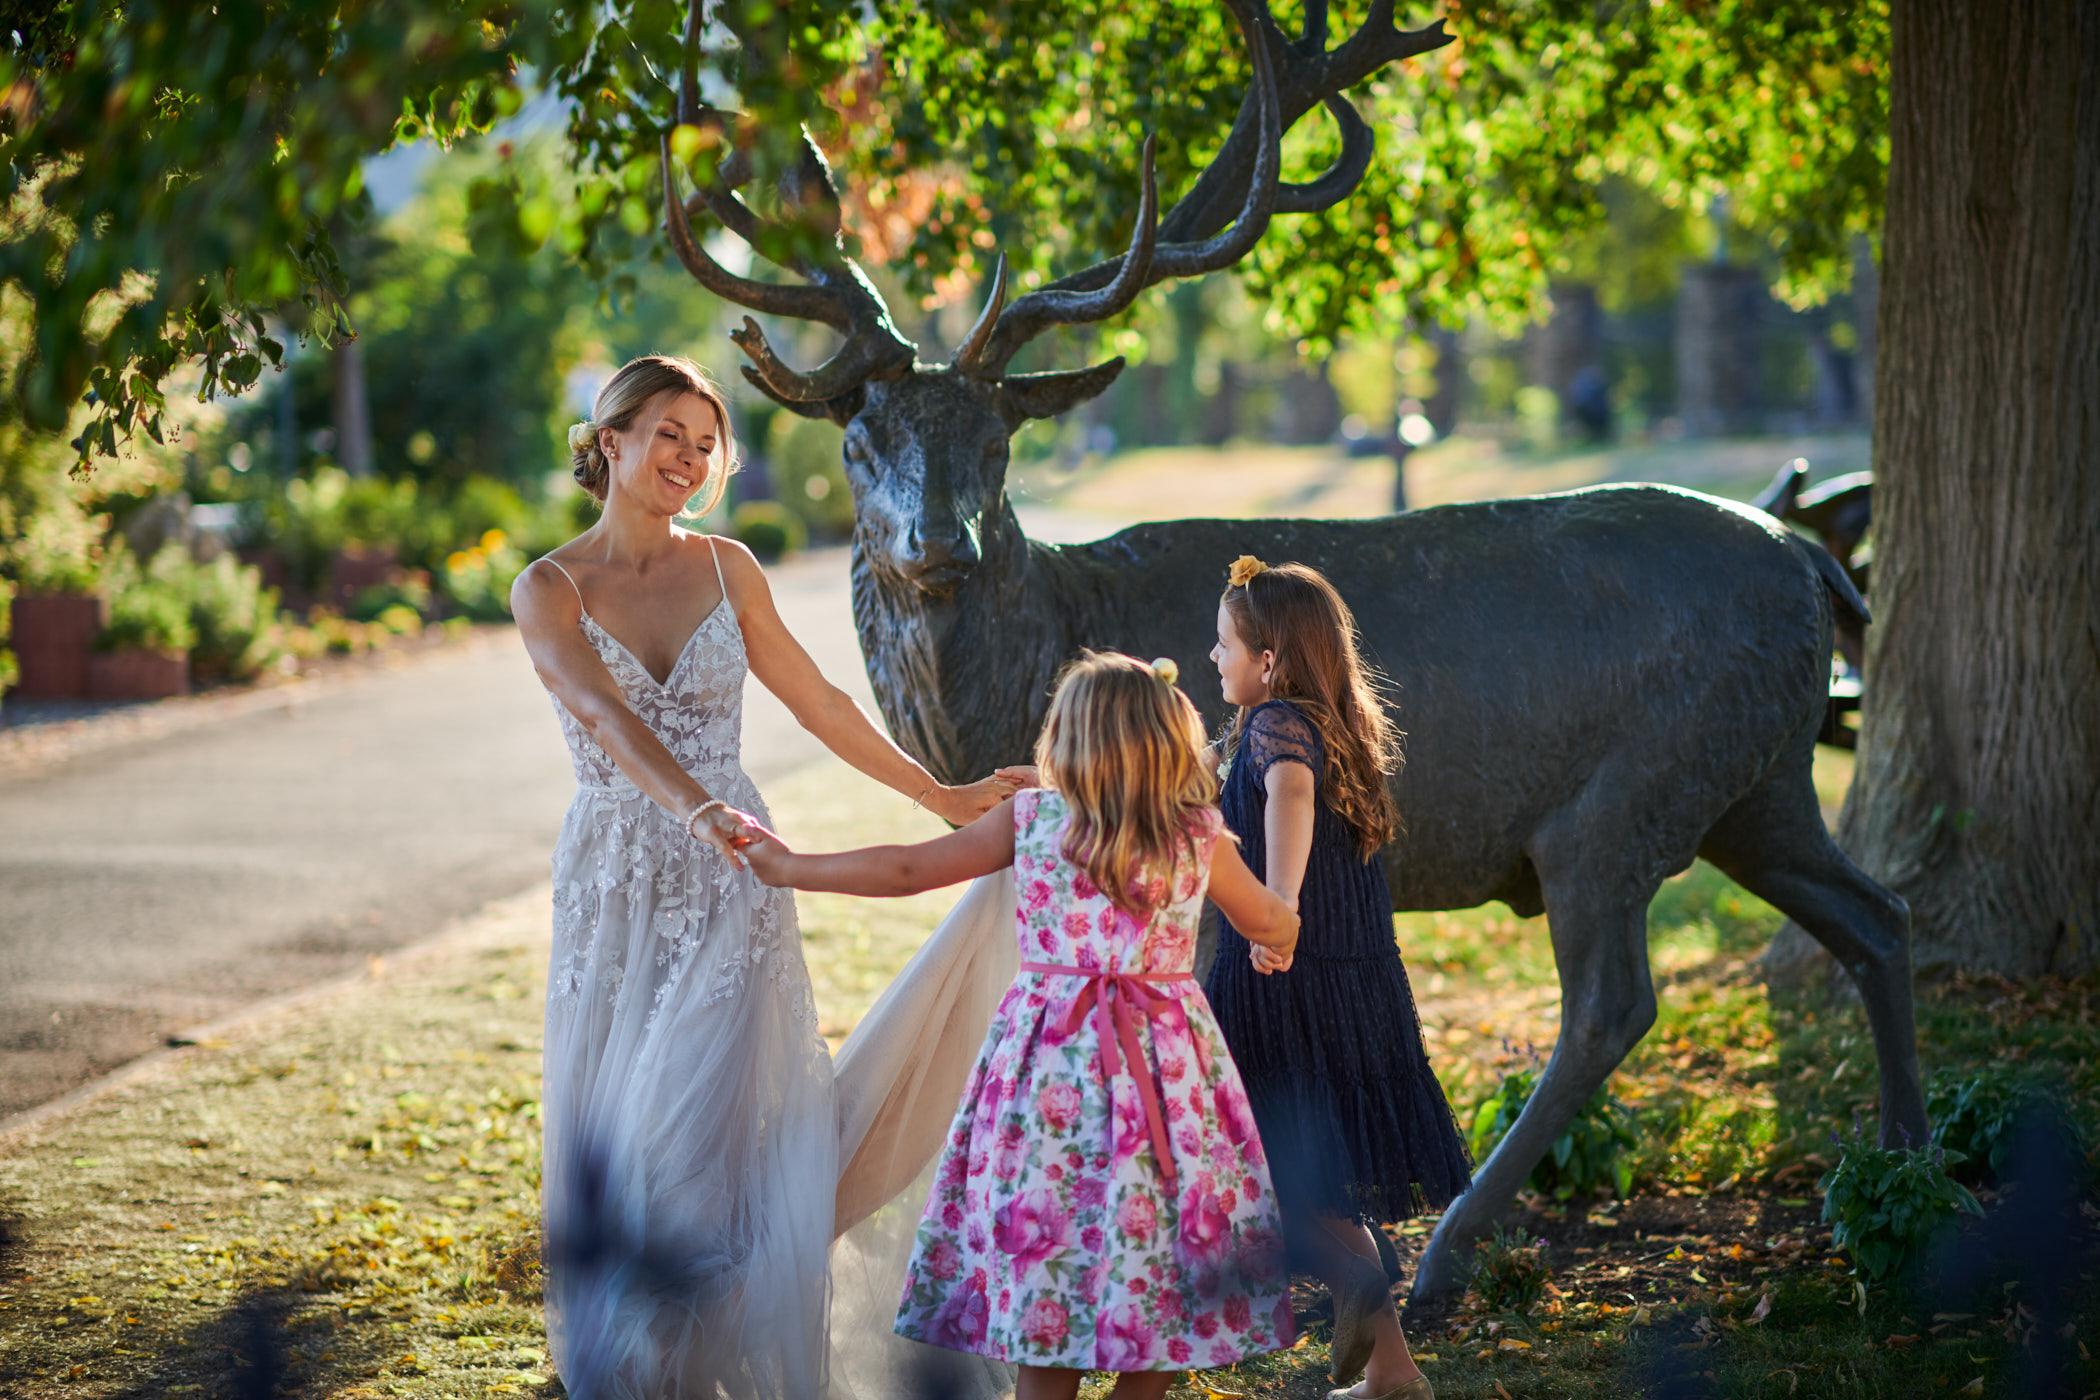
[842,432,872,476]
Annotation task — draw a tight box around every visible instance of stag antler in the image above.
[660,4,916,407]
[662,0,1452,406]
[951,0,1449,378]
[954,0,1284,378]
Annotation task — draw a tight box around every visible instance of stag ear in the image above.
[992,357,1127,424]
[739,365,863,426]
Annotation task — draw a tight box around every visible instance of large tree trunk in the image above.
[1772,0,2100,980]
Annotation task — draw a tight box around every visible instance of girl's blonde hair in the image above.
[1222,561,1403,859]
[567,354,739,512]
[1034,650,1221,915]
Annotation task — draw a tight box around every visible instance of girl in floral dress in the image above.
[744,650,1302,1398]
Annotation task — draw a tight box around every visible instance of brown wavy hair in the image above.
[1221,561,1402,859]
[568,354,739,511]
[1034,651,1223,915]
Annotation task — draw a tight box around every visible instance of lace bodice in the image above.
[533,542,809,1029]
[551,596,747,790]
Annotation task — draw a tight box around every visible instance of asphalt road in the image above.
[0,544,877,1122]
[0,502,1126,1123]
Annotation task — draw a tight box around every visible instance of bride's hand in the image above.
[692,805,759,869]
[928,771,1023,824]
[993,764,1040,789]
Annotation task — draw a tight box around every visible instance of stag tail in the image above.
[1793,535,1870,628]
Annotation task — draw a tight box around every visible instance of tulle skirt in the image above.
[542,779,1016,1399]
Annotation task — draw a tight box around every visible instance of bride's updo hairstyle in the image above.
[1035,650,1223,917]
[567,354,740,513]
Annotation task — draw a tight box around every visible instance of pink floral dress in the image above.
[893,789,1296,1371]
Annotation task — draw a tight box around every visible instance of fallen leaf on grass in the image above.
[1747,1292,1773,1325]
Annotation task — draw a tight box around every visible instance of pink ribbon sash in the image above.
[1019,961,1193,1190]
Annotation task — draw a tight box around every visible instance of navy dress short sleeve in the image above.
[1242,701,1323,785]
[1204,698,1472,1227]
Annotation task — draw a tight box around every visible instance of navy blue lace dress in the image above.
[1205,699,1472,1227]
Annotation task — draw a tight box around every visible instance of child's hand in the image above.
[1250,943,1295,975]
[993,764,1041,789]
[737,822,797,887]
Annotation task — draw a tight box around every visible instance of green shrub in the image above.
[448,476,532,552]
[263,468,434,584]
[438,533,526,621]
[100,578,196,653]
[1819,1130,1982,1285]
[1471,1226,1551,1315]
[764,413,852,539]
[303,608,378,655]
[0,577,17,700]
[9,503,106,593]
[1927,1066,2090,1188]
[730,499,806,562]
[145,548,283,683]
[348,573,434,623]
[1468,1063,1640,1200]
[373,603,424,637]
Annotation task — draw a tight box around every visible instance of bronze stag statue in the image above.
[660,0,1926,1302]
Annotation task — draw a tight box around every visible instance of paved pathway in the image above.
[0,546,878,1120]
[0,503,1129,1122]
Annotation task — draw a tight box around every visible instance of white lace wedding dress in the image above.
[534,543,1013,1400]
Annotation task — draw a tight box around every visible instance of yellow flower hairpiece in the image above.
[1149,656,1180,687]
[1227,555,1269,589]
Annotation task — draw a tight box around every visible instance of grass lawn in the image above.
[1007,430,1872,525]
[3,743,2096,1397]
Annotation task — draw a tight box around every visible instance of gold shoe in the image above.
[1325,1376,1434,1400]
[1327,1263,1392,1386]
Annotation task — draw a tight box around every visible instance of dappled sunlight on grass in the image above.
[4,747,2093,1397]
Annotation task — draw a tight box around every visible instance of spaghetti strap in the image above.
[707,535,728,603]
[541,557,586,614]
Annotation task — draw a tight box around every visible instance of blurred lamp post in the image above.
[1391,401,1437,512]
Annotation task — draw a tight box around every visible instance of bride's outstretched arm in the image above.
[512,560,753,866]
[742,797,1016,897]
[720,538,1016,823]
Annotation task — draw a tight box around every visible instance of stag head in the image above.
[662,0,1449,599]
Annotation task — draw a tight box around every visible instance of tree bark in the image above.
[1771,0,2100,979]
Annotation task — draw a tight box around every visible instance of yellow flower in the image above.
[1149,656,1180,686]
[445,551,471,572]
[480,528,508,552]
[1227,555,1269,588]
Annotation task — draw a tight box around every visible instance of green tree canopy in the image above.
[2,0,1888,464]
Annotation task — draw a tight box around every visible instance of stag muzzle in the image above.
[895,522,982,595]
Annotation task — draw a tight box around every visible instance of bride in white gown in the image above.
[512,355,1022,1398]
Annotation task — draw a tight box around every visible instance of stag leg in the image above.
[1701,769,1929,1147]
[1410,871,1659,1306]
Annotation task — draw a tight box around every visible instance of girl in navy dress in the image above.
[1204,556,1471,1400]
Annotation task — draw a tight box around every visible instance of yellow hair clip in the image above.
[1227,555,1269,589]
[1149,656,1180,687]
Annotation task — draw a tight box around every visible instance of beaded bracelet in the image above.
[685,798,728,840]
